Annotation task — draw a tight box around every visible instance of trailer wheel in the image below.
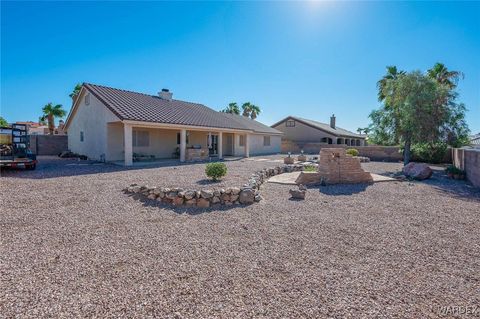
[26,163,36,170]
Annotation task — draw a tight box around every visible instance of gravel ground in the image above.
[1,156,479,318]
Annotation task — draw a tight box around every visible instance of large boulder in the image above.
[402,162,433,180]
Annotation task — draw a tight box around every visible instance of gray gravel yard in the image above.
[1,156,479,318]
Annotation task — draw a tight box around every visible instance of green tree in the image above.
[221,102,240,115]
[0,116,8,127]
[41,103,67,135]
[249,104,261,120]
[427,62,463,89]
[369,70,468,165]
[241,102,252,117]
[69,83,82,100]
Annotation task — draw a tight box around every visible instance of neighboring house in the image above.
[64,83,282,165]
[271,115,366,146]
[15,121,67,135]
[470,133,480,148]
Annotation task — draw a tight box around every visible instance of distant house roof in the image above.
[69,83,281,135]
[271,116,364,139]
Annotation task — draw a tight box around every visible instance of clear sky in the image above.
[1,1,479,133]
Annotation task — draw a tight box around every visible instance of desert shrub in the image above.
[346,148,359,157]
[411,142,448,164]
[303,165,317,172]
[205,162,227,181]
[445,165,464,175]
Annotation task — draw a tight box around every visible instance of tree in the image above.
[241,102,252,117]
[38,116,47,125]
[69,83,83,100]
[241,102,261,120]
[427,62,463,89]
[0,116,8,127]
[369,70,469,165]
[249,104,261,120]
[221,102,240,115]
[377,66,405,102]
[41,103,67,135]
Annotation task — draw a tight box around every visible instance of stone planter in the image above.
[284,157,295,164]
[297,155,307,162]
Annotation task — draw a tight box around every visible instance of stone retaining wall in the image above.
[124,164,305,208]
[452,148,480,188]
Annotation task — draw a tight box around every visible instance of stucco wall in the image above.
[249,134,281,155]
[68,90,120,160]
[452,148,480,188]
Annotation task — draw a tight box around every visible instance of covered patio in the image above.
[107,120,252,166]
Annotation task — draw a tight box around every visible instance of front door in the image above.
[207,134,218,156]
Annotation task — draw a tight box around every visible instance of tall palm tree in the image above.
[249,104,261,120]
[377,66,405,102]
[241,102,252,117]
[221,102,240,115]
[427,62,463,89]
[69,83,83,100]
[38,116,47,125]
[41,103,66,135]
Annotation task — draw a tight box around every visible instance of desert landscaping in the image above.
[1,155,479,317]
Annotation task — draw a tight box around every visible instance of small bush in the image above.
[411,142,448,164]
[346,148,359,157]
[205,162,227,181]
[303,165,317,172]
[445,165,464,175]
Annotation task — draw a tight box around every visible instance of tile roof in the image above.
[272,116,364,138]
[82,83,281,134]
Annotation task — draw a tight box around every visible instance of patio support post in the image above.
[245,134,250,158]
[124,123,133,166]
[218,132,223,159]
[180,129,186,162]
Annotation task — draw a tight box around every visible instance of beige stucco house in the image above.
[271,115,366,146]
[64,83,282,165]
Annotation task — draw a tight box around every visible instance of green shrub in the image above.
[205,162,227,181]
[303,165,317,172]
[445,165,464,175]
[411,142,448,164]
[346,148,359,157]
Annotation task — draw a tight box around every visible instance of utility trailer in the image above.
[0,124,37,170]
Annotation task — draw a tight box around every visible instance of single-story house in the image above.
[271,115,366,146]
[64,83,282,165]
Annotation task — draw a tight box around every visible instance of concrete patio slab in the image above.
[267,171,396,185]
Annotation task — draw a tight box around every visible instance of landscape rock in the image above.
[289,188,306,200]
[239,188,255,204]
[200,189,214,199]
[402,162,433,180]
[197,198,210,208]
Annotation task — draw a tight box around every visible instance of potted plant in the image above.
[284,152,295,164]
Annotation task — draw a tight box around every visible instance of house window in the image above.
[133,130,149,147]
[263,136,270,146]
[85,93,90,105]
[239,135,245,147]
[176,132,190,145]
[80,131,84,142]
[286,120,295,127]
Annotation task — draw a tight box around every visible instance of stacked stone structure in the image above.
[318,148,372,184]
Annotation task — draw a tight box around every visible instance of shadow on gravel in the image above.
[196,179,223,186]
[127,192,245,215]
[421,169,480,202]
[317,183,370,196]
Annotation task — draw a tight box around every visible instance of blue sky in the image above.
[1,1,479,133]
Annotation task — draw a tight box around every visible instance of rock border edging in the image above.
[124,164,305,208]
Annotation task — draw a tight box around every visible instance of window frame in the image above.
[286,120,295,127]
[80,131,84,142]
[263,135,271,146]
[133,130,150,147]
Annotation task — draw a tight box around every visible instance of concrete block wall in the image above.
[29,135,68,155]
[452,148,480,188]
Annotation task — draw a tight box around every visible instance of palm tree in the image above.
[38,116,47,125]
[249,104,261,120]
[221,102,240,115]
[377,66,405,102]
[69,83,83,100]
[41,103,66,135]
[427,62,463,89]
[241,102,252,117]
